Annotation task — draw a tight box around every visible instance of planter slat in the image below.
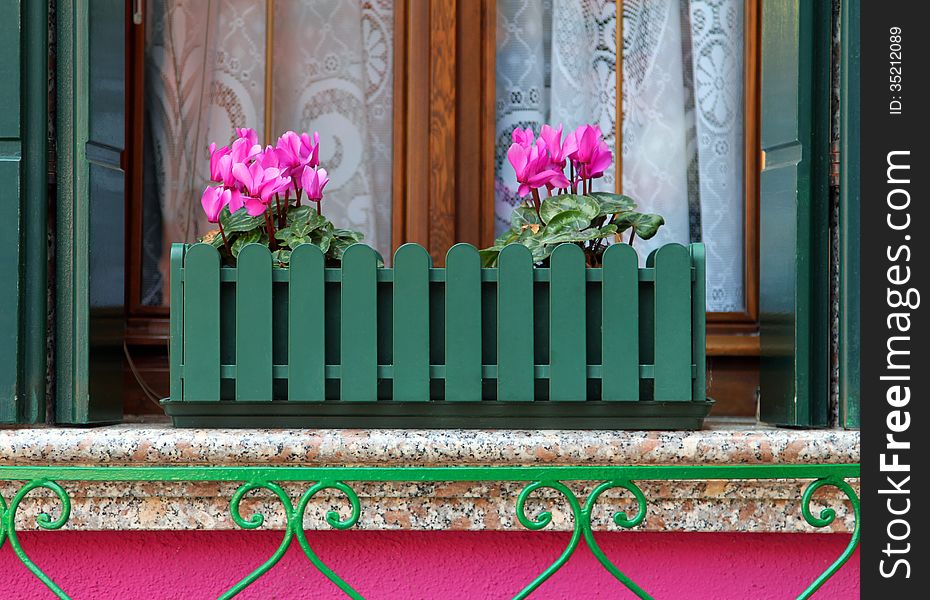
[496,245,535,402]
[169,244,186,404]
[549,244,587,401]
[340,244,378,401]
[182,243,220,401]
[235,244,273,402]
[652,244,692,401]
[288,244,325,401]
[444,243,482,401]
[165,242,711,428]
[690,243,707,403]
[393,244,431,401]
[601,243,640,401]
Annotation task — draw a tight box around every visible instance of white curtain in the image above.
[495,0,744,312]
[143,0,393,305]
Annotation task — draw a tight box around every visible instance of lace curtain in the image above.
[142,0,393,305]
[495,0,744,312]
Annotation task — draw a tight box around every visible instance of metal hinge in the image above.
[132,0,143,25]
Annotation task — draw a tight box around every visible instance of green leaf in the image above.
[511,205,542,229]
[478,248,501,268]
[540,225,615,245]
[544,209,591,232]
[329,236,355,261]
[286,205,312,224]
[230,229,261,257]
[539,194,599,224]
[314,228,333,254]
[332,228,364,243]
[220,206,265,234]
[591,192,637,215]
[614,212,665,240]
[271,249,292,267]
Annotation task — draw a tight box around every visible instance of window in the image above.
[132,0,395,309]
[116,0,757,417]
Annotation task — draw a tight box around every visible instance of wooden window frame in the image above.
[123,0,758,361]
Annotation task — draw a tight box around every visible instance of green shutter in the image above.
[838,0,860,429]
[758,0,832,427]
[56,0,125,423]
[0,1,48,424]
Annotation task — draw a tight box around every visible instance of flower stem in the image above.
[217,220,230,256]
[628,231,635,247]
[315,199,323,217]
[265,210,278,250]
[531,189,542,220]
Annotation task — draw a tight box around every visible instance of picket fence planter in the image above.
[162,241,710,429]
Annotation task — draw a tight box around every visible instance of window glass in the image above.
[141,0,394,306]
[495,0,745,312]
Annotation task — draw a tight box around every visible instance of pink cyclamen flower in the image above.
[567,124,612,179]
[257,145,280,170]
[508,138,569,197]
[231,162,291,216]
[208,143,232,185]
[511,127,535,149]
[276,131,321,180]
[235,127,259,148]
[539,124,577,171]
[300,166,329,201]
[201,185,231,223]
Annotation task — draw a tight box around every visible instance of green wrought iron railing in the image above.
[0,464,859,599]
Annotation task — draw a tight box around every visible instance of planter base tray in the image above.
[161,399,715,430]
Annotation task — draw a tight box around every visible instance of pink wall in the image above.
[1,531,858,599]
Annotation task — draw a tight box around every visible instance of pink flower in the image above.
[275,131,320,180]
[208,143,233,186]
[229,137,262,166]
[235,127,259,148]
[508,138,569,197]
[567,124,612,180]
[300,166,329,201]
[257,146,280,170]
[232,162,291,216]
[201,185,230,223]
[539,124,576,170]
[511,127,535,149]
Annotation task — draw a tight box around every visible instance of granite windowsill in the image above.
[0,419,859,533]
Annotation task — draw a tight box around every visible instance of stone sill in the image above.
[0,419,859,534]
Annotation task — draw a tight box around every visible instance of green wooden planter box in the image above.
[161,241,711,428]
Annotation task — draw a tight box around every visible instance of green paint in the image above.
[652,244,691,401]
[601,244,639,401]
[235,245,273,401]
[392,244,431,401]
[549,244,586,401]
[288,245,326,401]
[759,0,832,426]
[169,245,186,403]
[839,0,860,429]
[690,243,707,402]
[0,464,860,600]
[183,244,221,401]
[55,0,126,424]
[340,245,378,401]
[444,244,482,401]
[1,0,47,424]
[169,243,707,423]
[497,245,535,401]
